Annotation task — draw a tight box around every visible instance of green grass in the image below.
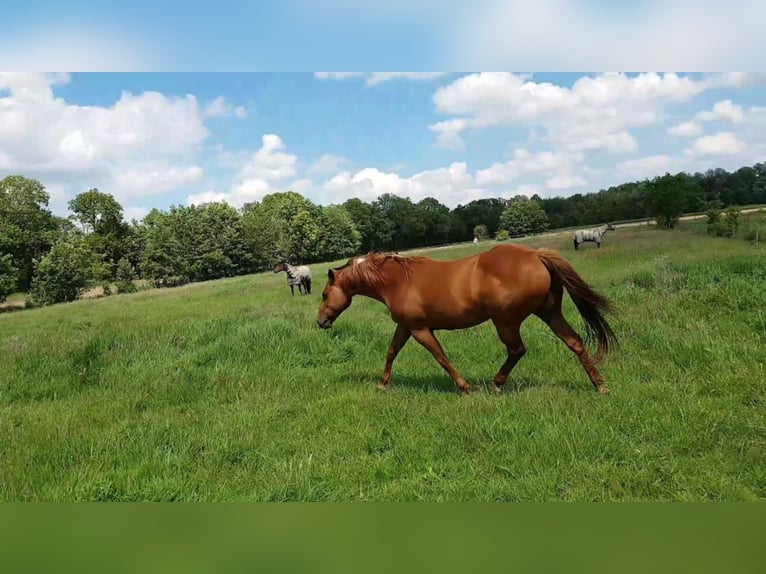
[1,227,764,501]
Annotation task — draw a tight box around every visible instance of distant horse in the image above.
[573,223,615,250]
[316,245,618,395]
[274,261,312,296]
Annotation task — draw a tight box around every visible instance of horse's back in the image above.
[400,244,549,327]
[297,265,311,278]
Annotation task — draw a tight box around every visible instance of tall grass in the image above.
[1,227,764,501]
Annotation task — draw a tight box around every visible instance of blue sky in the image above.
[1,72,766,221]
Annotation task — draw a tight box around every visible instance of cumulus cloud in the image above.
[616,155,673,179]
[320,162,486,207]
[667,121,703,137]
[670,99,746,138]
[308,154,351,175]
[684,132,746,157]
[0,72,209,208]
[203,96,248,118]
[430,72,706,153]
[187,134,304,208]
[475,149,584,189]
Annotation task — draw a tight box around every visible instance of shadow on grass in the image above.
[0,304,26,315]
[335,372,556,395]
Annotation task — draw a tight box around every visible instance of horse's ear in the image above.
[328,269,336,282]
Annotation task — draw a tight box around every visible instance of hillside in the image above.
[1,226,764,501]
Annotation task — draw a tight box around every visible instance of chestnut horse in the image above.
[316,244,618,395]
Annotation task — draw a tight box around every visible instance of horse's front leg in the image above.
[290,284,294,296]
[410,328,471,395]
[378,324,411,391]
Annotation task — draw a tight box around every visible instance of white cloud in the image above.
[112,165,204,198]
[545,175,587,191]
[0,73,210,208]
[685,132,746,157]
[616,155,673,179]
[186,190,227,206]
[123,206,151,223]
[696,99,744,124]
[188,134,302,208]
[203,96,248,119]
[668,121,703,137]
[668,99,745,139]
[475,149,584,189]
[308,154,351,175]
[431,72,703,153]
[320,162,485,207]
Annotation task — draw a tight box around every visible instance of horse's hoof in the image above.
[376,382,389,392]
[597,384,610,395]
[492,385,503,395]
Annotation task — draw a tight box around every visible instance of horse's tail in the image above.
[536,249,618,364]
[305,277,312,294]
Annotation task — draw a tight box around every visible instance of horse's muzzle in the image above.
[317,317,333,330]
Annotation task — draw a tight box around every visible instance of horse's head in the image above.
[273,262,286,273]
[606,223,616,231]
[316,267,352,329]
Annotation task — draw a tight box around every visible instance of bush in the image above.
[29,237,98,306]
[708,206,741,238]
[473,224,489,241]
[498,198,549,237]
[495,229,511,242]
[115,257,138,294]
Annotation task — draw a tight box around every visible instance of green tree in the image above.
[0,254,17,303]
[241,191,325,266]
[453,198,510,241]
[68,188,131,279]
[416,197,452,246]
[342,198,393,251]
[318,205,362,260]
[68,188,123,234]
[141,203,251,286]
[375,193,425,250]
[646,173,690,229]
[0,175,62,291]
[499,198,549,237]
[30,236,99,306]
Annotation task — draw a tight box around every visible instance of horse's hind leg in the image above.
[491,321,526,394]
[410,328,471,395]
[537,310,609,394]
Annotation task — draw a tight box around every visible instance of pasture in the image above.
[1,226,764,501]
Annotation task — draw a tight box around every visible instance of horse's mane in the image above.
[336,251,425,291]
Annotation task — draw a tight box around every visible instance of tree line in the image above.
[1,160,764,306]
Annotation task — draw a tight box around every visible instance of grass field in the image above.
[1,226,764,501]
